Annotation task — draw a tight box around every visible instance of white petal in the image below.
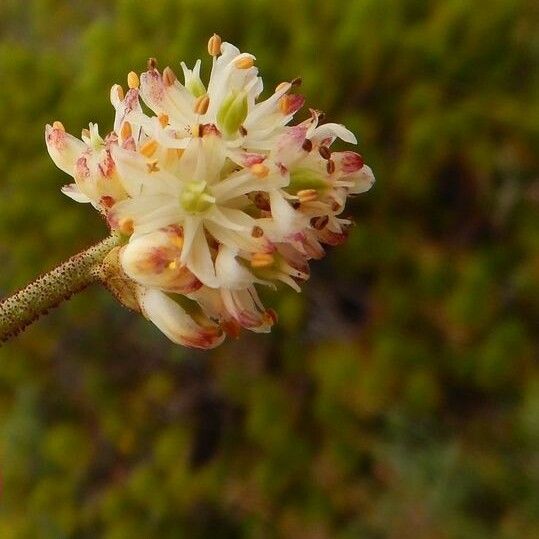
[61,183,92,203]
[215,245,258,289]
[186,225,218,287]
[311,123,357,145]
[137,287,224,349]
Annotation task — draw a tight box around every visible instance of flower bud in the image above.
[216,90,248,137]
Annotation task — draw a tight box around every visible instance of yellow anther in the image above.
[168,260,178,270]
[158,113,169,127]
[191,124,201,138]
[275,81,289,93]
[194,94,210,115]
[208,33,222,56]
[127,71,139,89]
[119,218,134,236]
[146,160,160,173]
[120,121,132,140]
[297,189,318,203]
[140,138,158,158]
[112,84,124,100]
[251,163,269,179]
[234,56,254,69]
[52,120,65,131]
[251,252,275,268]
[170,235,184,249]
[163,66,177,87]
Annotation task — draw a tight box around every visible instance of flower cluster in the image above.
[46,35,375,349]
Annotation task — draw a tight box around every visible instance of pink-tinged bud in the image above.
[220,287,274,332]
[120,229,202,294]
[137,287,225,349]
[279,94,305,115]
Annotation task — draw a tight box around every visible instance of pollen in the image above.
[297,189,318,203]
[140,138,158,158]
[251,252,274,268]
[158,113,169,127]
[120,121,132,141]
[52,121,65,131]
[251,163,269,179]
[208,33,222,57]
[119,218,134,236]
[163,66,177,87]
[194,94,210,115]
[234,56,254,69]
[127,71,139,89]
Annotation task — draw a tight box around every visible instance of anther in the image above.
[251,163,269,178]
[191,124,201,138]
[140,138,158,158]
[302,139,313,152]
[297,189,318,203]
[147,57,158,70]
[127,71,139,89]
[163,66,177,87]
[311,215,329,230]
[167,260,178,270]
[251,226,264,238]
[326,159,336,174]
[52,121,65,131]
[318,145,331,159]
[119,218,134,236]
[239,125,248,137]
[234,56,254,69]
[291,77,302,87]
[120,121,132,140]
[158,113,169,127]
[251,252,274,268]
[208,33,222,57]
[194,94,210,115]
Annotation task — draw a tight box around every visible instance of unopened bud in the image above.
[208,33,222,56]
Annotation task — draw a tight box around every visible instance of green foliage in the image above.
[0,0,537,537]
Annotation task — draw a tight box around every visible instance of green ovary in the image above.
[180,181,215,213]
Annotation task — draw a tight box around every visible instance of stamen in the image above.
[120,121,132,140]
[311,215,329,230]
[158,113,169,127]
[251,226,264,238]
[147,57,158,70]
[251,163,269,178]
[119,218,134,236]
[318,145,331,159]
[52,121,65,131]
[127,71,139,89]
[140,138,158,158]
[297,189,318,203]
[251,252,274,268]
[234,56,254,69]
[208,33,222,56]
[326,159,336,174]
[163,66,177,87]
[239,125,248,137]
[191,124,201,138]
[302,139,313,152]
[291,77,302,87]
[194,94,210,115]
[168,260,178,270]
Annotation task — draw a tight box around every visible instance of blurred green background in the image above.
[0,0,538,537]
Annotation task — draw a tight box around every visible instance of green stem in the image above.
[0,234,121,344]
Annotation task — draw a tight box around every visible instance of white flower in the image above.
[46,34,375,348]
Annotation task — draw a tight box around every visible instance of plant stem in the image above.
[0,234,121,344]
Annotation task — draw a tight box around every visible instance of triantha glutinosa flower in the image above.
[45,34,375,348]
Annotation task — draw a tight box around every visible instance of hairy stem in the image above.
[0,234,121,343]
